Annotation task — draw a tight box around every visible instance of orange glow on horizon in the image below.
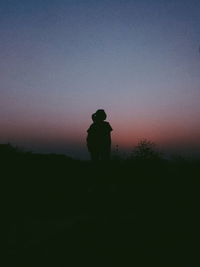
[1,115,200,155]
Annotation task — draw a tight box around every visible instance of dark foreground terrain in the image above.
[2,144,200,266]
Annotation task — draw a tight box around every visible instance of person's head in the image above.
[94,109,107,122]
[92,113,97,122]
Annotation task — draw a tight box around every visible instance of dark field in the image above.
[2,144,200,266]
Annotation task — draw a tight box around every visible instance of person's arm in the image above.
[86,124,95,151]
[107,122,113,132]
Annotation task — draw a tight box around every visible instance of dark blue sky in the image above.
[0,0,200,158]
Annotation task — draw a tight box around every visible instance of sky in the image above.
[0,0,200,158]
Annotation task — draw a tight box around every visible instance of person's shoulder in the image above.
[104,121,113,131]
[87,123,95,132]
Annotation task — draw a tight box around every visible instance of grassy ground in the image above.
[2,146,200,266]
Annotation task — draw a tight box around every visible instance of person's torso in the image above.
[87,121,112,146]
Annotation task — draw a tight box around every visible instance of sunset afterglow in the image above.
[1,0,200,158]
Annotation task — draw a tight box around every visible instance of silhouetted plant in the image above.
[112,145,122,161]
[130,139,161,161]
[0,143,22,155]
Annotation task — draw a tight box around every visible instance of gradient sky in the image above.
[0,0,200,158]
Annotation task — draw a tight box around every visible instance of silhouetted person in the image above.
[87,109,113,162]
